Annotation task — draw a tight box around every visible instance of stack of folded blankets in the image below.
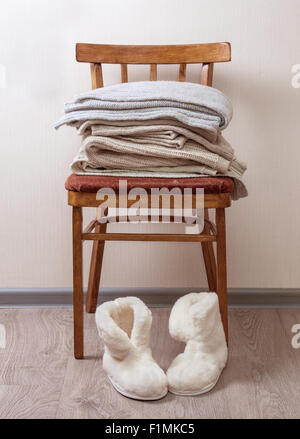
[55,81,247,200]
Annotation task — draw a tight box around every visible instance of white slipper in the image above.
[166,292,228,396]
[96,297,168,401]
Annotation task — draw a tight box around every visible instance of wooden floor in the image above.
[0,307,300,419]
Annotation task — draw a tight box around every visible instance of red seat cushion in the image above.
[65,174,234,194]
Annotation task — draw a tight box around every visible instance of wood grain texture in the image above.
[72,207,83,359]
[200,63,214,86]
[0,309,71,386]
[121,64,128,83]
[90,63,103,89]
[150,64,157,81]
[1,308,300,419]
[216,208,228,342]
[82,232,216,242]
[86,223,107,313]
[227,308,300,419]
[0,308,72,418]
[201,209,217,291]
[76,42,231,64]
[178,63,186,81]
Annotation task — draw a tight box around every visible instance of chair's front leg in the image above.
[201,208,217,291]
[216,207,228,344]
[72,206,84,358]
[86,222,107,313]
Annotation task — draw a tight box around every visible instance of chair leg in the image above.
[86,222,107,313]
[216,207,228,344]
[201,209,217,291]
[72,206,84,359]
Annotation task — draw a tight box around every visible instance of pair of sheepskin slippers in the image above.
[95,292,227,400]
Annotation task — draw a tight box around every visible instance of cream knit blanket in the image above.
[76,119,234,160]
[70,120,247,199]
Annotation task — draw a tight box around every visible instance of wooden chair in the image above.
[67,42,232,358]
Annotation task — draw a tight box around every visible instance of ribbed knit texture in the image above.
[55,81,247,200]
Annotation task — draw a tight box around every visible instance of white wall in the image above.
[0,0,299,289]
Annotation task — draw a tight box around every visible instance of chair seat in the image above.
[65,174,234,194]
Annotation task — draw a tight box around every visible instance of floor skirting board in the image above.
[0,288,300,308]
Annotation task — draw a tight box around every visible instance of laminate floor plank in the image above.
[0,308,299,419]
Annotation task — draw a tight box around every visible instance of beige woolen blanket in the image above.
[76,119,235,160]
[70,120,247,200]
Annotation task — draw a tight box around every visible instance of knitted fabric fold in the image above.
[56,81,233,135]
[56,81,247,200]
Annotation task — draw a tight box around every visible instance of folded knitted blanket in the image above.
[75,133,244,175]
[76,119,234,160]
[55,81,233,139]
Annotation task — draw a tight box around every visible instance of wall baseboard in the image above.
[0,288,300,308]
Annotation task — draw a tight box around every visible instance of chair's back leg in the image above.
[86,222,107,313]
[216,207,228,344]
[72,206,84,358]
[201,209,217,291]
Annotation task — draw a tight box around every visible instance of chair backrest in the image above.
[76,42,231,90]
